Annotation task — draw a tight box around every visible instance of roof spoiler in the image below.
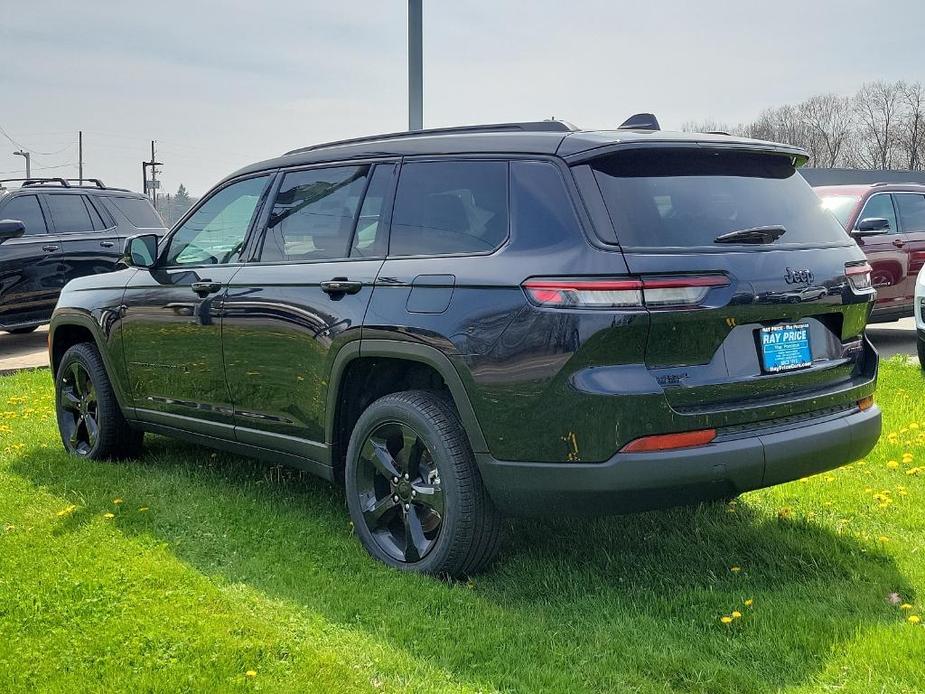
[618,113,660,131]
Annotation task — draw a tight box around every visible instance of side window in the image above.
[856,194,898,234]
[107,196,164,228]
[0,195,47,235]
[351,164,396,258]
[259,166,368,262]
[84,197,108,230]
[389,160,509,257]
[895,193,925,233]
[164,175,269,266]
[511,161,582,248]
[47,194,94,233]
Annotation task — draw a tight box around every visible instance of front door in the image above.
[0,193,62,327]
[222,162,396,458]
[121,174,272,434]
[894,192,925,302]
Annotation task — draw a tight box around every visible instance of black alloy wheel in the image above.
[58,360,100,456]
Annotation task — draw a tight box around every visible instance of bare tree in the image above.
[898,82,925,171]
[853,81,904,169]
[798,94,853,167]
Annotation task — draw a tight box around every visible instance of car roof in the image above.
[224,125,809,185]
[813,183,925,196]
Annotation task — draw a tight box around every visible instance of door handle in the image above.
[100,241,115,248]
[191,280,222,297]
[42,244,59,252]
[893,238,906,248]
[321,278,363,295]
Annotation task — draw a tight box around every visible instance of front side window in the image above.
[164,175,269,266]
[895,193,925,233]
[259,166,368,262]
[1,195,47,235]
[857,194,898,234]
[47,194,93,233]
[389,160,509,257]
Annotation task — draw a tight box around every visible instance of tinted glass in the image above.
[857,194,898,233]
[511,161,582,248]
[47,194,93,233]
[84,198,108,230]
[165,176,268,266]
[108,196,164,228]
[260,166,368,262]
[592,150,848,248]
[1,195,47,235]
[389,161,508,256]
[895,193,925,232]
[351,164,395,258]
[819,194,859,229]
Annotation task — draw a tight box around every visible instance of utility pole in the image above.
[13,150,30,179]
[408,0,423,131]
[78,131,83,184]
[142,140,161,202]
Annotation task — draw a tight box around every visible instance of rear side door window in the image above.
[1,195,48,235]
[46,194,94,234]
[895,193,925,233]
[856,194,898,233]
[389,160,509,257]
[259,166,369,262]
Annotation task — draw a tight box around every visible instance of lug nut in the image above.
[411,490,416,497]
[392,495,399,502]
[404,503,410,510]
[403,473,409,480]
[392,476,399,483]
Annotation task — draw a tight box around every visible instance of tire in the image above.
[345,390,503,577]
[55,342,144,460]
[7,325,38,335]
[918,333,925,370]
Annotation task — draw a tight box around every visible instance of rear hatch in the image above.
[587,147,876,428]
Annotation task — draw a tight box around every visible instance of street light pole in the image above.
[13,150,30,179]
[408,0,423,131]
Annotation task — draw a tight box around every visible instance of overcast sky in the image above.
[1,0,923,196]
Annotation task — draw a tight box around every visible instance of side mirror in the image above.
[852,217,891,236]
[0,219,25,244]
[122,233,159,268]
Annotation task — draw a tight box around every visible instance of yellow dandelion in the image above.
[878,536,890,543]
[777,507,792,520]
[731,610,742,619]
[887,461,899,470]
[56,505,77,518]
[906,467,920,476]
[744,598,754,607]
[910,423,919,430]
[113,498,123,505]
[825,475,836,482]
[138,507,149,512]
[245,670,257,678]
[900,603,914,610]
[720,616,733,624]
[730,566,742,574]
[103,512,115,519]
[908,615,921,624]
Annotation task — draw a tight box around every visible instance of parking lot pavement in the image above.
[866,317,919,361]
[0,326,49,375]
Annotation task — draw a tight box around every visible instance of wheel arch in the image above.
[326,340,488,482]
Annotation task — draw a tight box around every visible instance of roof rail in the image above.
[0,177,71,187]
[618,113,660,131]
[284,120,577,156]
[871,181,925,187]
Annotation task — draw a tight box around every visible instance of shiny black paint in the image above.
[49,133,879,508]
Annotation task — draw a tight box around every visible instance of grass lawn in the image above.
[1,361,924,693]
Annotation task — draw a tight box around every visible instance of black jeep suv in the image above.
[48,119,882,576]
[0,178,165,334]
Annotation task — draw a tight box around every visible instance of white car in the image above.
[917,265,925,367]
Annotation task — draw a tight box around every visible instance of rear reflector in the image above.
[858,395,874,411]
[523,275,728,309]
[620,428,717,453]
[845,262,873,292]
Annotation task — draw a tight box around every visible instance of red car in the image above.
[815,183,925,322]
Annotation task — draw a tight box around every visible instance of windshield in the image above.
[591,149,849,249]
[818,194,859,229]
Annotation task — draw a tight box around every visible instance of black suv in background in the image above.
[49,119,881,576]
[0,178,165,334]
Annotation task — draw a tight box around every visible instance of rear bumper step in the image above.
[477,405,881,516]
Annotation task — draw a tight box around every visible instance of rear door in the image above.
[852,193,908,313]
[0,192,62,325]
[587,148,875,425]
[44,192,122,285]
[221,162,396,456]
[893,192,925,302]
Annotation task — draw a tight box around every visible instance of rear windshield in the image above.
[106,196,164,228]
[591,149,849,249]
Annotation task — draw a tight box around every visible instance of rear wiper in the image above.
[714,225,787,244]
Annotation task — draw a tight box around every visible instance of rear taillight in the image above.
[845,262,873,292]
[522,275,728,309]
[620,428,717,453]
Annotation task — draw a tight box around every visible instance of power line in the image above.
[0,161,77,175]
[0,123,76,156]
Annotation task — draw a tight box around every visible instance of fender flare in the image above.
[326,339,488,454]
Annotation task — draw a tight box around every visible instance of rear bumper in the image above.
[477,405,881,516]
